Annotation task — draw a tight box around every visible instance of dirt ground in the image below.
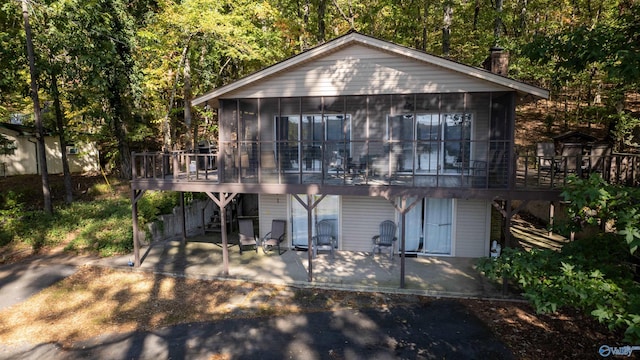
[0,264,623,359]
[0,174,628,359]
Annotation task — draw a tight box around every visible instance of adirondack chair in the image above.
[371,220,397,258]
[312,219,336,259]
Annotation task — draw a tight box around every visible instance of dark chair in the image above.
[535,142,553,177]
[469,160,487,187]
[262,219,286,255]
[238,218,258,254]
[371,220,397,258]
[312,219,336,259]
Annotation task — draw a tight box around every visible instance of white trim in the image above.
[337,196,343,251]
[192,32,549,107]
[396,197,455,257]
[451,199,458,257]
[484,201,492,256]
[66,146,79,155]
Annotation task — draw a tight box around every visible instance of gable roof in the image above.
[192,32,549,108]
[0,122,54,137]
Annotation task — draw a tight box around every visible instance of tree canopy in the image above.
[1,0,638,178]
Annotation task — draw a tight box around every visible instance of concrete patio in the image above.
[100,233,511,299]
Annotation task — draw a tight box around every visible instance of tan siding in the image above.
[454,200,490,257]
[0,131,98,176]
[227,45,508,99]
[258,195,490,256]
[258,194,289,246]
[341,196,396,252]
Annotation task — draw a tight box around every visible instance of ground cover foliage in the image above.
[478,175,640,343]
[0,175,179,258]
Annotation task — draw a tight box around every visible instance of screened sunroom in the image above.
[218,92,514,189]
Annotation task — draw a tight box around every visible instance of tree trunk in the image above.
[109,91,132,180]
[494,0,504,45]
[518,0,528,37]
[51,73,73,204]
[184,56,193,152]
[104,0,135,179]
[421,0,429,51]
[22,0,52,213]
[473,0,480,31]
[442,1,453,57]
[163,42,191,152]
[317,0,326,43]
[301,0,310,50]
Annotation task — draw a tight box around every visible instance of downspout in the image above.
[27,137,39,174]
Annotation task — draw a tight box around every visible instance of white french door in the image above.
[290,195,339,248]
[403,198,453,255]
[424,198,452,254]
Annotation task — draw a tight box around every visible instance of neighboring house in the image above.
[0,122,99,176]
[130,32,638,282]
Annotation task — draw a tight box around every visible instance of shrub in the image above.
[136,191,180,225]
[0,191,24,246]
[1,179,185,257]
[477,235,640,342]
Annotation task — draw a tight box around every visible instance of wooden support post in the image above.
[548,201,555,237]
[205,192,237,276]
[384,195,421,289]
[307,194,313,283]
[172,152,179,179]
[220,198,229,274]
[400,209,407,289]
[503,198,512,295]
[180,192,186,243]
[292,194,327,283]
[131,152,137,178]
[131,189,146,267]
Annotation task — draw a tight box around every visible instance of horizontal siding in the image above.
[227,45,508,99]
[258,195,490,257]
[258,194,289,246]
[454,200,490,257]
[341,196,396,252]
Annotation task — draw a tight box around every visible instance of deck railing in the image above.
[132,151,218,181]
[516,153,640,189]
[132,151,640,190]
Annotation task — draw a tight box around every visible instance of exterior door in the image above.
[403,198,453,255]
[290,195,339,248]
[423,198,452,255]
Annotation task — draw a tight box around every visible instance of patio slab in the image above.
[99,234,511,299]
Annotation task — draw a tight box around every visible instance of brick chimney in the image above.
[486,46,509,76]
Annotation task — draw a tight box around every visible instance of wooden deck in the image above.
[131,151,639,201]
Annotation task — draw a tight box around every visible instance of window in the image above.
[390,113,473,173]
[387,115,414,172]
[443,113,472,171]
[274,115,300,171]
[324,115,351,173]
[275,114,351,172]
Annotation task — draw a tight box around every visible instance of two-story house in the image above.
[131,32,636,284]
